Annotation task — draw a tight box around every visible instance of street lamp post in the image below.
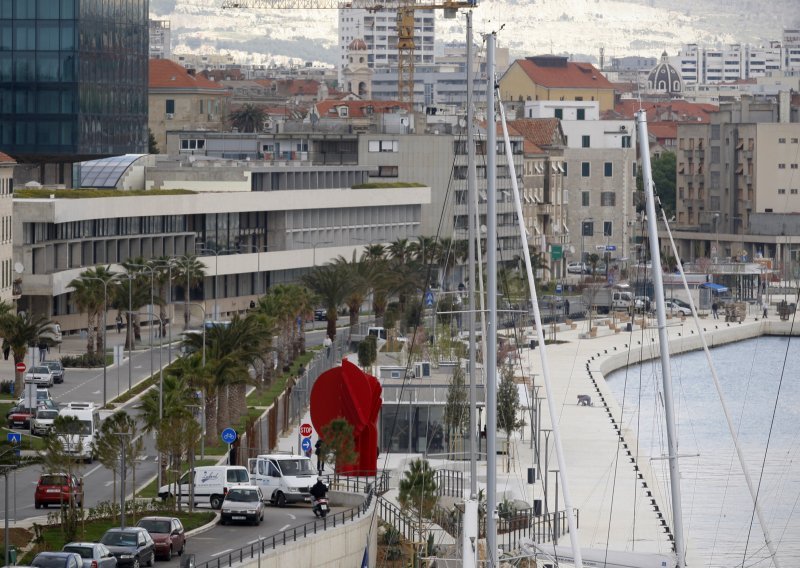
[580,218,594,283]
[136,311,165,489]
[297,239,333,267]
[79,275,120,406]
[196,245,236,320]
[128,263,157,384]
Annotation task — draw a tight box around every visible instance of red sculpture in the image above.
[310,359,382,475]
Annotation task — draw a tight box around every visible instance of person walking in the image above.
[315,439,326,475]
[763,302,768,319]
[116,314,123,334]
[323,334,333,358]
[711,302,719,319]
[564,298,570,318]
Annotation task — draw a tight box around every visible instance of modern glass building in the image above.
[0,0,149,162]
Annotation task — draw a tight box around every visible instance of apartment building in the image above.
[0,152,15,303]
[149,20,171,60]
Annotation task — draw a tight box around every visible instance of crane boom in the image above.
[223,0,477,103]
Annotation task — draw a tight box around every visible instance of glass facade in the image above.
[0,0,148,160]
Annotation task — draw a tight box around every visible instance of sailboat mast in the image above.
[636,110,686,567]
[466,9,478,500]
[485,31,499,568]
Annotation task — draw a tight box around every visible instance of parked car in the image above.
[7,404,37,429]
[25,364,55,388]
[664,300,692,316]
[16,388,55,408]
[666,297,691,310]
[31,407,60,436]
[540,295,565,310]
[136,517,186,560]
[314,308,326,321]
[220,485,265,526]
[634,296,652,312]
[43,360,65,384]
[567,261,587,274]
[99,528,155,568]
[35,473,84,509]
[31,551,84,568]
[62,542,118,568]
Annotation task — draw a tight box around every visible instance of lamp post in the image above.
[117,272,137,392]
[196,245,236,320]
[127,263,157,384]
[78,275,120,406]
[580,218,594,283]
[136,311,164,489]
[237,243,268,297]
[712,212,720,263]
[297,239,333,267]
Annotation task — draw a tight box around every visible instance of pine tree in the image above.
[497,363,524,472]
[443,364,469,456]
[320,418,359,474]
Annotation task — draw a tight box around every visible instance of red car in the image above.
[136,516,186,560]
[35,473,84,509]
[7,405,36,429]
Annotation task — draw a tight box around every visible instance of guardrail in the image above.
[434,469,464,498]
[376,496,416,542]
[194,489,374,568]
[324,470,390,495]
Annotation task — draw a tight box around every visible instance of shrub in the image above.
[0,380,12,394]
[61,353,106,368]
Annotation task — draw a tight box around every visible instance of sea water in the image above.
[606,336,800,567]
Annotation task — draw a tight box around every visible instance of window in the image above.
[165,99,175,114]
[562,162,568,176]
[778,189,786,194]
[604,162,613,177]
[603,221,613,236]
[581,221,593,237]
[792,164,798,169]
[576,108,585,120]
[792,189,799,195]
[601,192,616,206]
[180,139,205,150]
[581,191,590,206]
[582,135,590,148]
[581,162,590,177]
[368,140,399,152]
[792,138,799,144]
[377,165,398,177]
[779,138,786,143]
[621,136,631,148]
[554,108,563,119]
[778,163,786,169]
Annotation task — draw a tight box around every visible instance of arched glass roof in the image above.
[79,154,146,188]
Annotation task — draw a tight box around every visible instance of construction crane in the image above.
[222,0,478,103]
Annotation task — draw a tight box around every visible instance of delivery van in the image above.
[157,465,250,509]
[248,454,316,507]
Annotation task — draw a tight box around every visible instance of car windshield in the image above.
[63,547,92,559]
[226,489,259,502]
[138,519,170,533]
[101,532,138,546]
[278,459,313,475]
[33,555,70,568]
[31,366,50,374]
[37,410,59,419]
[41,475,68,486]
[226,469,249,483]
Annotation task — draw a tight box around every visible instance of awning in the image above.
[700,282,729,293]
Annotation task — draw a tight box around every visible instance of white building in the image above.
[337,8,435,86]
[525,101,637,265]
[13,159,429,331]
[0,152,15,304]
[149,20,171,60]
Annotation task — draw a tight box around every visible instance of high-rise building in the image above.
[0,0,149,170]
[149,19,172,60]
[0,152,14,304]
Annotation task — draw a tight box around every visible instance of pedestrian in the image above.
[763,303,768,319]
[116,314,123,334]
[323,334,332,358]
[564,298,570,317]
[711,302,719,319]
[2,341,9,361]
[315,439,326,475]
[37,340,48,362]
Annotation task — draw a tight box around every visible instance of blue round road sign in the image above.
[221,427,237,444]
[301,437,312,453]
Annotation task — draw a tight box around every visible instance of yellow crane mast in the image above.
[222,0,477,103]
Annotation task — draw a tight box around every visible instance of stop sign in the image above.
[300,423,313,437]
[15,362,26,373]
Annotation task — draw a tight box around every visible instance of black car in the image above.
[99,527,155,568]
[44,360,65,384]
[314,308,327,321]
[31,551,84,568]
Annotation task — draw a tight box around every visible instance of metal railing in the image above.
[434,469,464,498]
[194,489,374,568]
[376,496,417,542]
[324,470,390,495]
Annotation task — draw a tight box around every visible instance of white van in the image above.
[57,402,100,463]
[248,454,316,507]
[157,465,250,510]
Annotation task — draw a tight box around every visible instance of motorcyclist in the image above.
[309,476,328,505]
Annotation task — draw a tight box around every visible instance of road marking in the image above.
[278,524,290,532]
[210,549,233,557]
[93,390,101,394]
[84,464,103,477]
[287,514,296,520]
[105,481,114,487]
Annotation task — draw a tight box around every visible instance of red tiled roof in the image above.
[149,59,227,91]
[648,123,678,140]
[523,139,544,154]
[0,151,16,164]
[507,118,563,148]
[613,100,717,123]
[314,99,412,118]
[511,56,615,90]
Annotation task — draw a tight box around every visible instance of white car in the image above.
[567,261,587,274]
[664,300,691,316]
[31,407,60,436]
[25,365,56,388]
[220,485,265,526]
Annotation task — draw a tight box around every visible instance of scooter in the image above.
[312,497,329,518]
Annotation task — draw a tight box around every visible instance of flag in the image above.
[361,546,369,568]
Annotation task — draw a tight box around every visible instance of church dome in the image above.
[647,51,682,94]
[348,38,368,51]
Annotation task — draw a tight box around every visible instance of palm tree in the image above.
[398,458,438,517]
[150,257,174,338]
[69,266,117,356]
[0,307,53,396]
[332,253,370,329]
[173,254,206,330]
[302,264,351,339]
[229,104,266,133]
[387,238,412,264]
[111,272,151,350]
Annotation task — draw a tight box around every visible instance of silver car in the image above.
[31,407,60,436]
[220,485,264,526]
[63,543,118,568]
[25,365,55,388]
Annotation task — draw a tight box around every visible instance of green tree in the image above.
[636,151,676,215]
[587,253,601,279]
[92,411,135,522]
[69,266,117,356]
[172,254,207,330]
[398,458,437,517]
[443,364,468,456]
[0,307,53,396]
[229,104,266,133]
[497,364,525,472]
[302,264,351,339]
[148,128,160,154]
[357,335,377,371]
[320,418,359,474]
[332,252,370,329]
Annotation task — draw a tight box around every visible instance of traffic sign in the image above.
[550,245,563,260]
[15,362,26,373]
[221,428,237,444]
[7,432,21,445]
[301,437,312,453]
[424,290,434,307]
[300,423,313,437]
[555,284,563,294]
[605,245,617,251]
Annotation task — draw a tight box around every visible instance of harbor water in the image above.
[606,336,800,567]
